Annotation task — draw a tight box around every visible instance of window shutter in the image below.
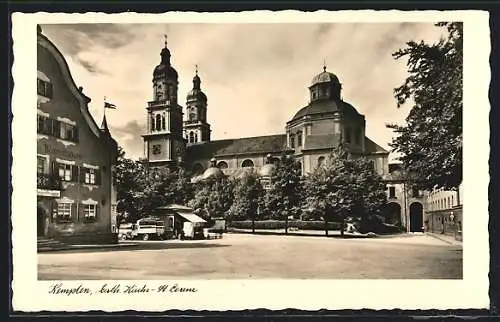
[72,165,79,182]
[37,79,44,95]
[42,117,50,135]
[80,166,86,183]
[52,119,61,138]
[51,160,58,177]
[71,203,77,221]
[95,204,99,221]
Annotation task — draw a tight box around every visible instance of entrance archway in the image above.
[384,202,402,225]
[37,205,48,237]
[409,202,424,232]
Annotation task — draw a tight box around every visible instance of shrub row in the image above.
[228,220,342,231]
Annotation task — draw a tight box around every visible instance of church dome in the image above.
[259,154,276,177]
[153,63,178,79]
[153,37,178,80]
[201,158,225,180]
[259,164,276,177]
[202,167,224,180]
[310,69,340,87]
[290,100,360,122]
[187,89,207,101]
[187,68,207,102]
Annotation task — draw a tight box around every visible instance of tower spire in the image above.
[164,34,168,47]
[323,59,327,72]
[195,64,198,76]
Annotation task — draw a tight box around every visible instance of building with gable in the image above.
[37,26,119,245]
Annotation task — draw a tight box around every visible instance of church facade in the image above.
[142,38,390,181]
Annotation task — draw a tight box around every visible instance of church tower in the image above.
[142,36,185,167]
[184,66,211,144]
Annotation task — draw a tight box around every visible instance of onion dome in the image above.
[201,158,225,180]
[259,154,276,177]
[153,35,178,80]
[310,65,340,87]
[186,65,207,102]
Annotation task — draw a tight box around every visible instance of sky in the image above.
[40,23,446,161]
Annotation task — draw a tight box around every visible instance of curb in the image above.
[37,243,139,253]
[425,233,462,246]
[226,230,380,239]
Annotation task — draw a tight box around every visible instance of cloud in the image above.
[41,22,446,160]
[109,120,145,160]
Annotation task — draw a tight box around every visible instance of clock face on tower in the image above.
[152,144,162,155]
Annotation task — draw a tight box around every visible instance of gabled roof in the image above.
[186,134,289,159]
[37,28,103,140]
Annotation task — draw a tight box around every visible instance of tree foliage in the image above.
[114,146,194,222]
[265,154,303,224]
[387,22,463,190]
[189,177,235,219]
[303,146,387,234]
[229,171,264,221]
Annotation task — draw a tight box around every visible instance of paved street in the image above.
[38,233,462,280]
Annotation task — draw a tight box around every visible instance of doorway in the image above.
[409,202,424,232]
[37,205,48,237]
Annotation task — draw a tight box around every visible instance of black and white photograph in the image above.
[11,10,489,311]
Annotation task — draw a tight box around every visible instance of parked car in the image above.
[130,218,165,241]
[118,223,134,240]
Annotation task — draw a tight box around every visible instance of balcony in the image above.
[148,99,171,108]
[37,173,62,197]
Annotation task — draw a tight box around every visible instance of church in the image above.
[142,37,390,180]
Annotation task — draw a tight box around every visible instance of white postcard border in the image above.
[11,10,490,311]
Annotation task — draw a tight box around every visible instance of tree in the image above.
[114,147,195,222]
[265,154,302,234]
[303,146,387,236]
[114,147,147,223]
[387,22,463,191]
[189,177,235,220]
[229,171,265,230]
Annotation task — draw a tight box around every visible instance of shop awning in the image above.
[177,212,207,223]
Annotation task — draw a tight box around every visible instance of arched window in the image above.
[162,114,166,130]
[317,156,325,166]
[297,161,302,176]
[194,133,198,142]
[217,161,228,169]
[451,195,454,207]
[297,131,303,147]
[189,131,194,143]
[156,114,162,131]
[241,159,254,168]
[151,115,155,131]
